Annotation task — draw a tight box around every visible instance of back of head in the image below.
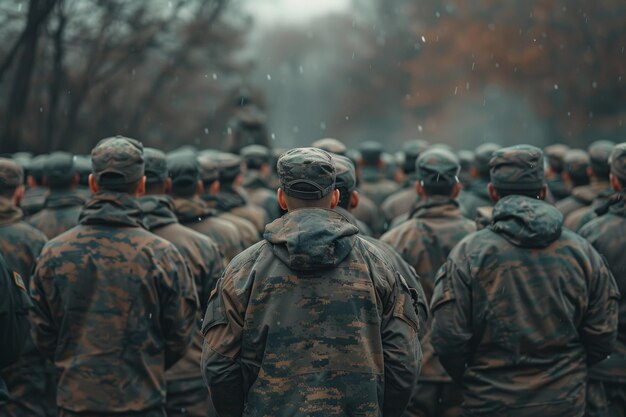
[240,145,271,170]
[197,152,219,187]
[74,155,92,187]
[544,144,569,174]
[610,143,626,189]
[457,150,474,184]
[278,147,336,209]
[143,148,168,194]
[312,138,347,156]
[490,145,545,198]
[474,143,502,180]
[564,149,591,187]
[28,155,47,186]
[91,135,144,194]
[44,151,76,190]
[166,151,200,198]
[0,158,24,199]
[332,154,357,209]
[588,140,615,180]
[359,141,383,167]
[402,139,430,176]
[416,148,461,196]
[210,152,242,187]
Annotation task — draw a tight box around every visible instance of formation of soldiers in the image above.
[0,135,623,417]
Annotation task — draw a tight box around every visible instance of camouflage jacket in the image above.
[457,179,492,220]
[564,187,614,231]
[29,191,197,413]
[242,174,281,221]
[201,208,421,417]
[547,176,570,202]
[431,195,619,416]
[201,193,260,247]
[172,196,244,263]
[360,175,400,208]
[579,193,626,383]
[556,181,610,219]
[205,189,268,234]
[352,192,385,237]
[20,186,48,217]
[27,190,85,239]
[380,186,419,227]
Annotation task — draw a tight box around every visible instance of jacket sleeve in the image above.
[28,249,59,362]
[580,250,620,366]
[159,246,199,369]
[381,272,422,417]
[430,258,474,384]
[201,270,247,417]
[0,254,31,368]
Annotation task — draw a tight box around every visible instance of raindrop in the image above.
[39,106,43,113]
[471,62,475,71]
[345,116,350,121]
[18,3,22,12]
[149,313,152,319]
[299,66,304,74]
[266,74,272,80]
[320,122,327,130]
[212,73,217,80]
[204,128,209,135]
[454,86,458,95]
[554,84,559,90]
[466,81,470,90]
[421,36,426,43]
[592,81,597,89]
[418,125,423,132]
[271,133,276,140]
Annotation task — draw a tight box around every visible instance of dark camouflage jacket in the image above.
[204,189,268,234]
[202,208,421,417]
[27,190,85,239]
[242,174,281,221]
[579,192,626,383]
[556,180,610,219]
[29,192,197,413]
[172,196,244,262]
[457,179,492,220]
[352,192,385,237]
[564,186,613,231]
[431,195,619,417]
[20,186,48,217]
[380,186,419,227]
[547,176,569,202]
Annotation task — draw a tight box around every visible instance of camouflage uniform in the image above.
[27,152,85,239]
[381,149,476,417]
[0,158,52,417]
[578,143,626,417]
[240,145,281,221]
[202,148,422,417]
[431,145,620,417]
[544,144,570,202]
[167,153,245,262]
[457,143,501,220]
[29,137,197,416]
[555,149,594,218]
[358,141,401,208]
[19,155,49,217]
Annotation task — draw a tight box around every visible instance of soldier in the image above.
[139,148,224,417]
[29,136,198,417]
[380,149,476,417]
[0,158,51,417]
[430,145,619,417]
[73,155,93,200]
[563,140,615,230]
[0,252,31,408]
[19,155,49,217]
[201,147,422,417]
[226,90,270,153]
[358,141,400,207]
[167,152,245,261]
[555,149,592,218]
[457,142,501,220]
[456,150,474,188]
[380,140,430,228]
[544,144,570,201]
[311,137,347,155]
[27,152,86,238]
[240,145,281,221]
[578,143,626,417]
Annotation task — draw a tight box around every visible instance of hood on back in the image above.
[44,190,86,209]
[264,208,358,270]
[0,196,23,225]
[489,195,563,248]
[79,191,145,228]
[139,195,178,230]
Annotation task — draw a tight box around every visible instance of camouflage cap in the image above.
[332,154,357,193]
[43,151,75,186]
[359,141,383,164]
[416,148,460,187]
[564,149,590,178]
[474,142,502,176]
[73,155,92,186]
[588,140,615,177]
[143,148,167,184]
[0,158,23,188]
[240,144,271,168]
[278,147,336,200]
[91,135,144,186]
[28,154,47,183]
[312,138,347,156]
[490,145,545,191]
[402,139,430,174]
[166,152,200,195]
[544,144,570,172]
[457,150,474,170]
[197,153,219,183]
[609,142,626,182]
[211,152,242,182]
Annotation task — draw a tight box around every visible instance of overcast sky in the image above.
[244,0,351,25]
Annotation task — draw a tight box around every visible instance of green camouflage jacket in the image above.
[27,190,85,239]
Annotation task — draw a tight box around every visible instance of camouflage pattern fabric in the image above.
[27,190,85,238]
[352,192,385,236]
[29,191,197,414]
[586,379,626,417]
[171,196,244,262]
[556,180,610,219]
[20,186,49,217]
[139,195,223,417]
[202,208,421,417]
[431,195,619,417]
[359,168,401,208]
[564,186,614,231]
[241,174,281,221]
[457,179,492,220]
[381,187,419,228]
[207,189,267,234]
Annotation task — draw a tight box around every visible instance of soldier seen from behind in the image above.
[457,142,501,220]
[19,155,49,217]
[430,145,619,417]
[27,152,86,239]
[240,145,281,221]
[29,136,198,417]
[544,143,570,202]
[202,147,422,417]
[579,143,626,417]
[556,149,592,217]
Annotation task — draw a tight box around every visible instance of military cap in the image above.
[278,147,336,200]
[457,150,474,169]
[0,158,24,188]
[28,155,47,183]
[240,145,271,168]
[490,145,545,191]
[332,154,357,194]
[73,155,92,186]
[402,139,430,174]
[474,143,502,176]
[143,148,168,184]
[197,153,219,183]
[588,140,615,177]
[43,151,75,186]
[166,152,200,194]
[416,148,460,187]
[91,135,144,186]
[359,141,383,164]
[564,149,590,178]
[610,143,626,182]
[210,152,242,181]
[312,138,347,156]
[544,144,569,173]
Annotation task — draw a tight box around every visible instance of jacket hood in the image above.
[594,192,626,218]
[203,190,246,212]
[172,196,217,223]
[466,179,491,200]
[79,191,145,228]
[139,195,178,230]
[489,195,563,248]
[243,173,271,190]
[410,196,462,219]
[0,197,23,225]
[264,208,359,270]
[571,181,611,204]
[44,190,86,209]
